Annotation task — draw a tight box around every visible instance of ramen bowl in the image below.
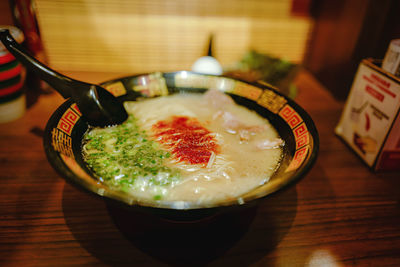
[44,71,318,221]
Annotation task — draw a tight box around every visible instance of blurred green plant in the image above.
[224,50,300,98]
[239,50,298,86]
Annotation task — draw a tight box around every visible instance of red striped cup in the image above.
[0,26,25,123]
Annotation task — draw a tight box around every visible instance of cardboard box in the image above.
[335,58,400,171]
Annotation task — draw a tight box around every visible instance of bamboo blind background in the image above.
[34,0,313,73]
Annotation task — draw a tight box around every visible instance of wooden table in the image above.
[1,71,399,266]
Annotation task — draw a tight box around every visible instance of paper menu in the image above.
[335,59,400,169]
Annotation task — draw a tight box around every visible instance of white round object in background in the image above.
[191,56,223,75]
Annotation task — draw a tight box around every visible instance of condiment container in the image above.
[382,39,400,77]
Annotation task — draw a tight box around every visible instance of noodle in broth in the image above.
[82,90,283,206]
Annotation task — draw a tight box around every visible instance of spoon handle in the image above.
[0,29,76,99]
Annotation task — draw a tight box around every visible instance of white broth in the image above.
[82,90,283,206]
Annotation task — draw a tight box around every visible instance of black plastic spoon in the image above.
[0,29,128,127]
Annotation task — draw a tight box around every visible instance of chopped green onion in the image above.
[82,114,180,199]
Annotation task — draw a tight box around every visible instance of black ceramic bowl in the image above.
[44,71,318,220]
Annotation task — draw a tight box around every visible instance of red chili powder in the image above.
[152,116,219,165]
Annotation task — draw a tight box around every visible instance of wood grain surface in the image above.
[0,71,399,266]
